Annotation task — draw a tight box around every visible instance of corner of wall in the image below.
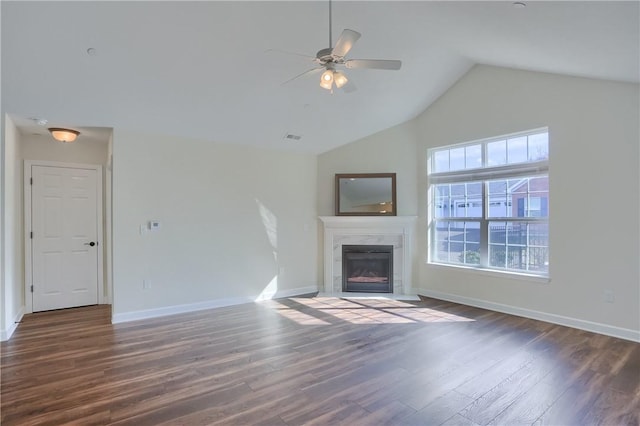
[2,113,24,339]
[0,114,6,333]
[0,305,25,341]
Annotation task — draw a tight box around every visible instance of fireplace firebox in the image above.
[342,245,393,293]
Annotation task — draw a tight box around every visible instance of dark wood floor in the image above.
[1,296,638,425]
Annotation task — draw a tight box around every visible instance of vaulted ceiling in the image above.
[3,1,638,153]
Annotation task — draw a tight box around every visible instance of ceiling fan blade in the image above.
[342,81,358,93]
[264,48,316,61]
[332,29,361,58]
[281,67,323,85]
[345,59,402,70]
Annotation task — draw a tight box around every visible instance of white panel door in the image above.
[31,165,99,311]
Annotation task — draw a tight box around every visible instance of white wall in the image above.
[1,114,24,340]
[0,116,4,336]
[111,131,318,319]
[106,133,113,303]
[21,135,108,165]
[415,65,639,339]
[317,120,419,216]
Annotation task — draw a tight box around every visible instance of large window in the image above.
[428,129,549,276]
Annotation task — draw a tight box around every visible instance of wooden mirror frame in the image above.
[335,173,397,216]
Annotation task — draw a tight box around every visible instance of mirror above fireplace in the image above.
[335,173,396,216]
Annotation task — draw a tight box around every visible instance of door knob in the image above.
[84,242,96,247]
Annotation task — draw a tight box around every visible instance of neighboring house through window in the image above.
[428,129,549,276]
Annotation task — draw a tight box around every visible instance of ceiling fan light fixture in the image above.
[277,1,400,91]
[320,69,334,90]
[48,128,80,143]
[333,71,348,88]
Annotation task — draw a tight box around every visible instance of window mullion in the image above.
[447,221,452,263]
[480,181,488,267]
[526,223,530,272]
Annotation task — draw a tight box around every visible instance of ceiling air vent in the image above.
[284,133,302,141]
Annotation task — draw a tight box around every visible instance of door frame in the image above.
[24,160,105,314]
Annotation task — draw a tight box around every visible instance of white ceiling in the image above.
[2,1,638,153]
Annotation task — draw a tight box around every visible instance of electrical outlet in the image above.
[603,289,614,303]
[143,279,151,290]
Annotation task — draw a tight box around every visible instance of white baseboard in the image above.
[112,296,253,323]
[419,289,640,343]
[404,287,420,296]
[112,285,319,324]
[271,285,319,299]
[1,306,25,342]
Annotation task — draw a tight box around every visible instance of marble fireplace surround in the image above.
[319,216,417,295]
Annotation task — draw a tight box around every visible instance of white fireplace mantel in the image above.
[319,216,417,295]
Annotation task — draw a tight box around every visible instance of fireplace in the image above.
[342,245,393,293]
[320,216,416,295]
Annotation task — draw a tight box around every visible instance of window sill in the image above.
[426,261,551,284]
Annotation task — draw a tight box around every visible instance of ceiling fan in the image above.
[274,0,402,92]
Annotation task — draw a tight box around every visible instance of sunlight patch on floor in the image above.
[260,296,475,325]
[264,300,331,325]
[322,308,415,324]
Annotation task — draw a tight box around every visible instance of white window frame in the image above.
[427,128,549,278]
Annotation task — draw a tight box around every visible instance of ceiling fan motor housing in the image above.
[316,47,340,64]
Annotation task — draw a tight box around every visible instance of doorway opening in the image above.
[24,161,105,313]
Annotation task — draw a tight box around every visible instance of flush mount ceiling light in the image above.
[48,128,80,143]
